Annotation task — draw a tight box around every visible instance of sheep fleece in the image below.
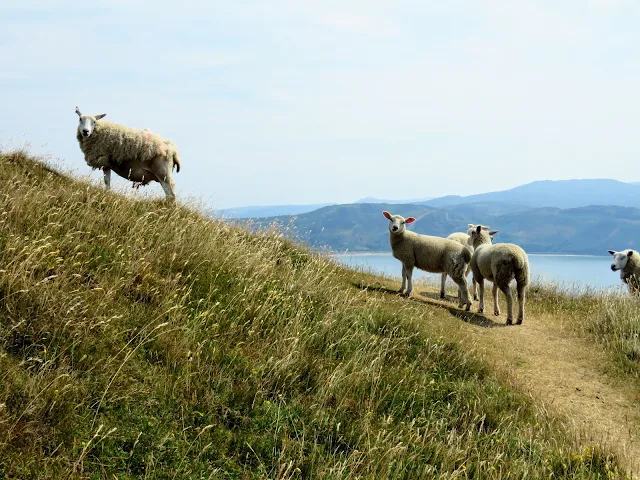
[391,231,472,277]
[471,243,530,288]
[76,121,173,170]
[620,251,640,293]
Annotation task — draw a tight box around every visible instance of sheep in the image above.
[608,249,640,294]
[75,107,181,200]
[469,225,530,325]
[382,211,473,310]
[440,225,498,301]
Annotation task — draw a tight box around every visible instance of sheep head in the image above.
[76,106,106,138]
[382,211,415,235]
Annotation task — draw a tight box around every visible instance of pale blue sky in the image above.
[1,1,640,208]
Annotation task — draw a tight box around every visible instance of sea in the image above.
[331,253,623,293]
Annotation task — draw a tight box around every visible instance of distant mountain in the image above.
[213,203,334,219]
[355,196,434,204]
[244,202,640,255]
[421,179,640,209]
[243,203,467,252]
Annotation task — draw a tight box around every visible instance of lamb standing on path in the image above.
[608,249,640,294]
[470,226,530,325]
[75,107,181,200]
[440,225,498,301]
[383,211,473,310]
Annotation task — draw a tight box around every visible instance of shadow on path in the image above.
[353,281,510,329]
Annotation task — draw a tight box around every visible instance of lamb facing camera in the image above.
[382,211,473,310]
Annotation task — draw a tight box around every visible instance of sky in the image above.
[1,1,640,209]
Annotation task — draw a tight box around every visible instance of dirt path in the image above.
[416,288,640,475]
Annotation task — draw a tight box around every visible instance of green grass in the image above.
[0,150,625,478]
[527,282,640,379]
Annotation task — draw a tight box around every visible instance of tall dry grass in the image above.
[0,150,624,478]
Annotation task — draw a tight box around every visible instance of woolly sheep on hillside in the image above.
[75,107,181,200]
[608,249,640,294]
[469,226,530,325]
[440,224,498,301]
[382,211,473,310]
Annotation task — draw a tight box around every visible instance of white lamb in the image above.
[469,226,530,325]
[383,211,473,310]
[440,224,498,301]
[608,249,640,294]
[75,107,181,200]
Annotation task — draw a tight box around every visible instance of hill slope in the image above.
[0,151,621,478]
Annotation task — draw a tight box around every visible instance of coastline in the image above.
[330,252,611,258]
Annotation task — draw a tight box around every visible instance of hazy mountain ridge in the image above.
[245,202,640,255]
[421,179,640,209]
[221,178,640,219]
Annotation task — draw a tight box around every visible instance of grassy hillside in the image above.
[245,202,640,254]
[0,151,623,478]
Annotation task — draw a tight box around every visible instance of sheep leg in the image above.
[516,283,526,325]
[472,278,478,301]
[440,273,447,299]
[103,167,111,189]
[454,276,471,310]
[399,264,407,294]
[492,283,500,316]
[501,285,513,325]
[405,266,414,297]
[477,277,485,313]
[159,175,176,200]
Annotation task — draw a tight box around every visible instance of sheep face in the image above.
[75,106,106,138]
[382,211,415,235]
[469,225,496,248]
[609,249,634,271]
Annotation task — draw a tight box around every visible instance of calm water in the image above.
[331,253,622,291]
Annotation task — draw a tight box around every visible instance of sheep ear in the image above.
[628,251,634,257]
[405,217,416,224]
[489,230,499,236]
[95,113,106,120]
[608,250,616,256]
[481,226,490,230]
[467,223,475,229]
[382,211,392,220]
[75,106,82,117]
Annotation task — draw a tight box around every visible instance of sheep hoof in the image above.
[440,293,446,299]
[465,304,471,311]
[516,319,523,325]
[473,295,479,301]
[478,307,484,313]
[494,311,500,316]
[506,318,513,325]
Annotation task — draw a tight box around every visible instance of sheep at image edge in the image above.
[469,226,530,325]
[441,224,498,301]
[75,106,181,200]
[608,249,640,294]
[382,211,473,310]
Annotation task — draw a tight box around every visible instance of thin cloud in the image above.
[319,13,400,36]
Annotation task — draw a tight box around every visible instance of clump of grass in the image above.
[524,280,640,380]
[0,150,624,478]
[581,293,640,377]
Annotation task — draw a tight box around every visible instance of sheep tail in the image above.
[173,152,181,173]
[513,255,530,287]
[164,140,181,173]
[462,245,472,264]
